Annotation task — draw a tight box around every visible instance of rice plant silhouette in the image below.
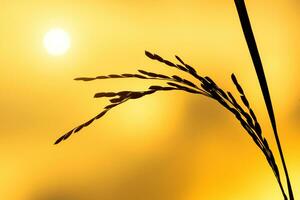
[55,0,294,199]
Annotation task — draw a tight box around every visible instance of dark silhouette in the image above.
[234,0,294,199]
[55,0,294,199]
[55,50,286,199]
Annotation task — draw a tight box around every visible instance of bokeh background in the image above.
[0,0,299,199]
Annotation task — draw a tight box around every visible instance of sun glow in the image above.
[43,28,70,56]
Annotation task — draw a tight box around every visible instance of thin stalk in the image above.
[234,0,294,199]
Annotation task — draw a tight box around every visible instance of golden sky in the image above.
[0,0,299,199]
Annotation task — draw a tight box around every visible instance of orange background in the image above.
[0,0,299,199]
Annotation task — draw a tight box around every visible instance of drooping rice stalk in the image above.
[54,1,294,199]
[55,50,287,199]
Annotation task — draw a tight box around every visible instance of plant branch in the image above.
[54,51,287,200]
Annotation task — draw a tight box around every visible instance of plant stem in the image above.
[233,0,294,199]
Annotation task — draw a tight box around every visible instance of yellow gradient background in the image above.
[0,0,299,199]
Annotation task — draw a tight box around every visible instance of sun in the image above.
[43,28,70,56]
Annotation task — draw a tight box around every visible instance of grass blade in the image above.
[234,0,293,199]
